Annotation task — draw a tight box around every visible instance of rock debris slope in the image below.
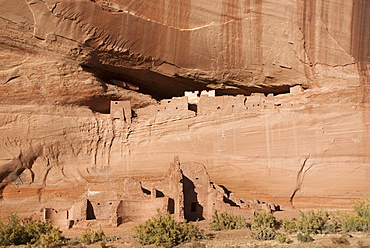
[0,0,369,219]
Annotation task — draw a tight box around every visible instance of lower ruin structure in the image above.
[42,157,279,229]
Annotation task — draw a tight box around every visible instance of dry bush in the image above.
[251,211,279,240]
[297,210,335,234]
[133,210,208,247]
[274,232,292,243]
[80,228,105,245]
[209,211,249,231]
[0,214,63,247]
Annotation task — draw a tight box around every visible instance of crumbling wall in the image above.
[137,97,195,124]
[44,208,72,230]
[117,198,167,223]
[87,200,120,220]
[160,157,253,221]
[175,158,280,220]
[180,161,210,220]
[134,88,309,123]
[198,95,246,116]
[164,156,185,221]
[184,91,200,104]
[52,158,279,227]
[208,183,251,217]
[110,101,132,123]
[245,93,275,110]
[136,105,160,123]
[200,90,216,97]
[290,85,304,94]
[156,97,194,122]
[117,177,168,223]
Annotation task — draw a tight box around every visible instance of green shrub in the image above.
[24,220,58,244]
[251,210,278,230]
[209,211,249,231]
[0,214,63,247]
[178,221,207,243]
[354,198,370,218]
[334,211,364,232]
[80,228,105,245]
[251,227,276,240]
[333,199,370,233]
[38,227,64,248]
[354,198,370,231]
[133,210,207,247]
[274,232,292,243]
[281,219,298,234]
[297,209,335,234]
[331,236,350,245]
[0,214,28,245]
[297,233,314,243]
[250,211,278,241]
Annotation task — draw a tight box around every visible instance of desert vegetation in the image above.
[0,214,116,248]
[210,210,250,231]
[132,198,370,247]
[80,228,106,245]
[133,210,208,247]
[0,199,368,247]
[246,198,370,244]
[0,214,63,247]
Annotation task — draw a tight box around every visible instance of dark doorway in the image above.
[86,200,96,220]
[183,175,204,221]
[168,198,175,214]
[188,104,197,113]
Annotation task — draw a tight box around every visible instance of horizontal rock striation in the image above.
[0,0,369,220]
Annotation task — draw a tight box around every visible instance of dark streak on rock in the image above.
[5,76,20,84]
[290,155,311,206]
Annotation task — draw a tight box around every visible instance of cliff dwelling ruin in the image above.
[110,100,132,123]
[0,0,369,234]
[42,157,278,229]
[114,86,304,125]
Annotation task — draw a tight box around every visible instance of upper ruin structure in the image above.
[110,100,132,123]
[111,86,306,126]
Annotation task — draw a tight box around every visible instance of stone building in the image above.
[198,94,246,116]
[110,101,132,123]
[245,93,275,109]
[44,208,73,229]
[136,97,195,124]
[43,157,279,229]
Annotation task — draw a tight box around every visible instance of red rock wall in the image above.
[0,0,369,219]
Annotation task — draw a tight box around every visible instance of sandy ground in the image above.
[61,216,370,248]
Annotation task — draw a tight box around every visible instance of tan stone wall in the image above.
[110,101,132,123]
[44,208,70,229]
[245,93,274,110]
[85,200,120,221]
[198,95,246,116]
[137,96,195,124]
[117,198,167,223]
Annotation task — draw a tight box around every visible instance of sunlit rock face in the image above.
[0,0,369,220]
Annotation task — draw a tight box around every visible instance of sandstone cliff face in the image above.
[0,0,369,219]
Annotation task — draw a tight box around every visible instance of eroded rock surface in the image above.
[0,0,369,221]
